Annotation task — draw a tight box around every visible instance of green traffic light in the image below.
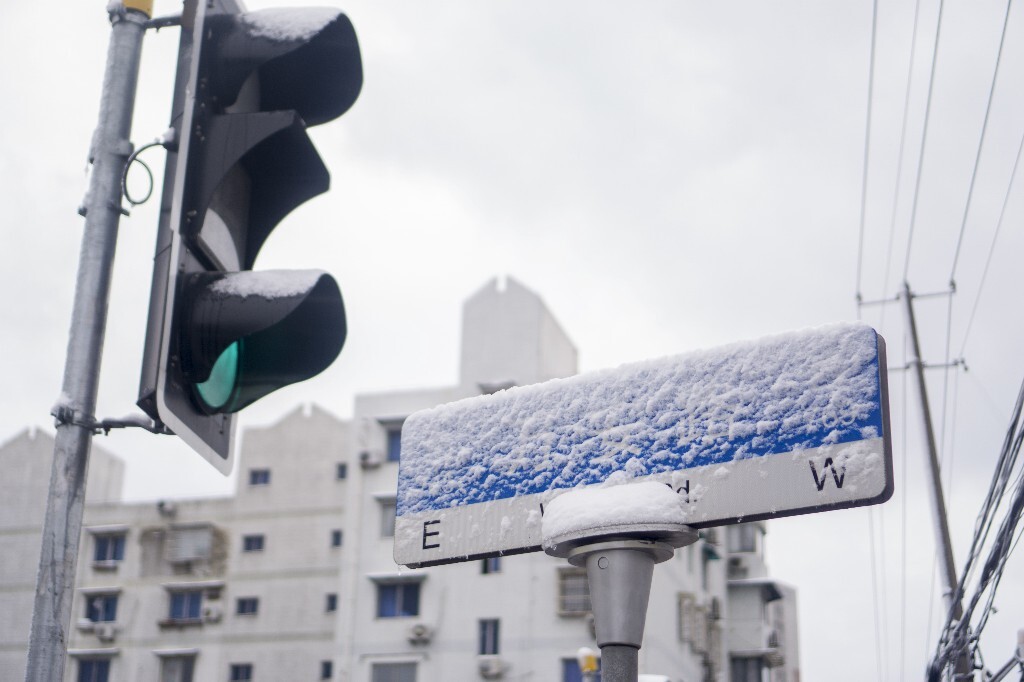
[195,340,239,411]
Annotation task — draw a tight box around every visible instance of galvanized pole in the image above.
[551,535,694,682]
[902,282,971,680]
[24,3,149,681]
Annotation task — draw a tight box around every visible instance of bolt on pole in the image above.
[24,4,149,681]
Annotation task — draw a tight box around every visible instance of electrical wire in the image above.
[868,507,887,682]
[120,139,163,207]
[945,363,962,505]
[879,496,892,678]
[119,128,175,208]
[947,0,1015,286]
[879,0,925,332]
[958,127,1024,358]
[925,558,939,669]
[930,377,1024,674]
[902,0,946,281]
[899,331,909,681]
[856,0,880,316]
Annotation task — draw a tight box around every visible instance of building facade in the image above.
[0,428,124,681]
[2,277,799,682]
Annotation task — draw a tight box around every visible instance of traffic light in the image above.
[137,0,361,473]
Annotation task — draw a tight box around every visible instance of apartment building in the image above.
[1,277,799,682]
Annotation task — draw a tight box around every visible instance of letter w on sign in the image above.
[809,458,846,491]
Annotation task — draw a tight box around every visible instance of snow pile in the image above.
[210,270,325,298]
[398,323,883,516]
[541,481,688,547]
[241,8,341,42]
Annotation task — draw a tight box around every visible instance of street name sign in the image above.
[394,323,892,568]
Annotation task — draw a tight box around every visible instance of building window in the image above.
[242,534,265,552]
[85,593,118,623]
[370,662,416,682]
[481,556,501,574]
[557,567,591,615]
[478,618,500,655]
[229,663,253,681]
[331,530,343,547]
[326,593,338,612]
[249,469,270,485]
[93,534,125,564]
[380,500,397,538]
[320,660,333,679]
[377,582,420,618]
[728,523,758,553]
[77,658,111,682]
[168,590,203,622]
[386,427,402,462]
[160,655,195,682]
[561,658,601,682]
[167,525,213,564]
[236,597,259,615]
[336,463,348,480]
[730,657,764,682]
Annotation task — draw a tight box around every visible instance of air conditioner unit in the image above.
[202,605,222,623]
[359,450,382,469]
[95,623,116,642]
[727,556,747,578]
[157,499,177,517]
[478,656,507,679]
[407,622,433,644]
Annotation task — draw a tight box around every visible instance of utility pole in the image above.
[24,3,149,681]
[902,282,972,680]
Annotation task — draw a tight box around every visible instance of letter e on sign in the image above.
[422,520,440,550]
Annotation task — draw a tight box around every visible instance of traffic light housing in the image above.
[138,0,361,473]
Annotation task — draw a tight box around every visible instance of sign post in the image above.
[394,323,893,682]
[395,323,892,568]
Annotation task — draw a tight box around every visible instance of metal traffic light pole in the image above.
[24,3,150,680]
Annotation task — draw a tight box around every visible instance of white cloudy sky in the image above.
[3,1,1024,679]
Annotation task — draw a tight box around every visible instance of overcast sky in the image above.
[3,1,1024,679]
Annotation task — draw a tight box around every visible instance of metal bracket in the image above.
[51,405,100,431]
[146,14,183,30]
[52,405,171,435]
[97,415,173,435]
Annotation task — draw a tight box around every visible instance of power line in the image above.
[856,0,880,314]
[948,0,1015,286]
[902,0,946,281]
[869,508,887,682]
[930,376,1024,676]
[879,0,925,331]
[900,329,909,680]
[959,127,1024,357]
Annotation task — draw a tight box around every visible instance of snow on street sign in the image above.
[394,323,892,568]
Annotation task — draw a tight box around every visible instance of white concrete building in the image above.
[337,277,733,682]
[1,277,799,682]
[0,428,125,681]
[723,523,800,682]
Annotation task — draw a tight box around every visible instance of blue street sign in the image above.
[395,323,892,567]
